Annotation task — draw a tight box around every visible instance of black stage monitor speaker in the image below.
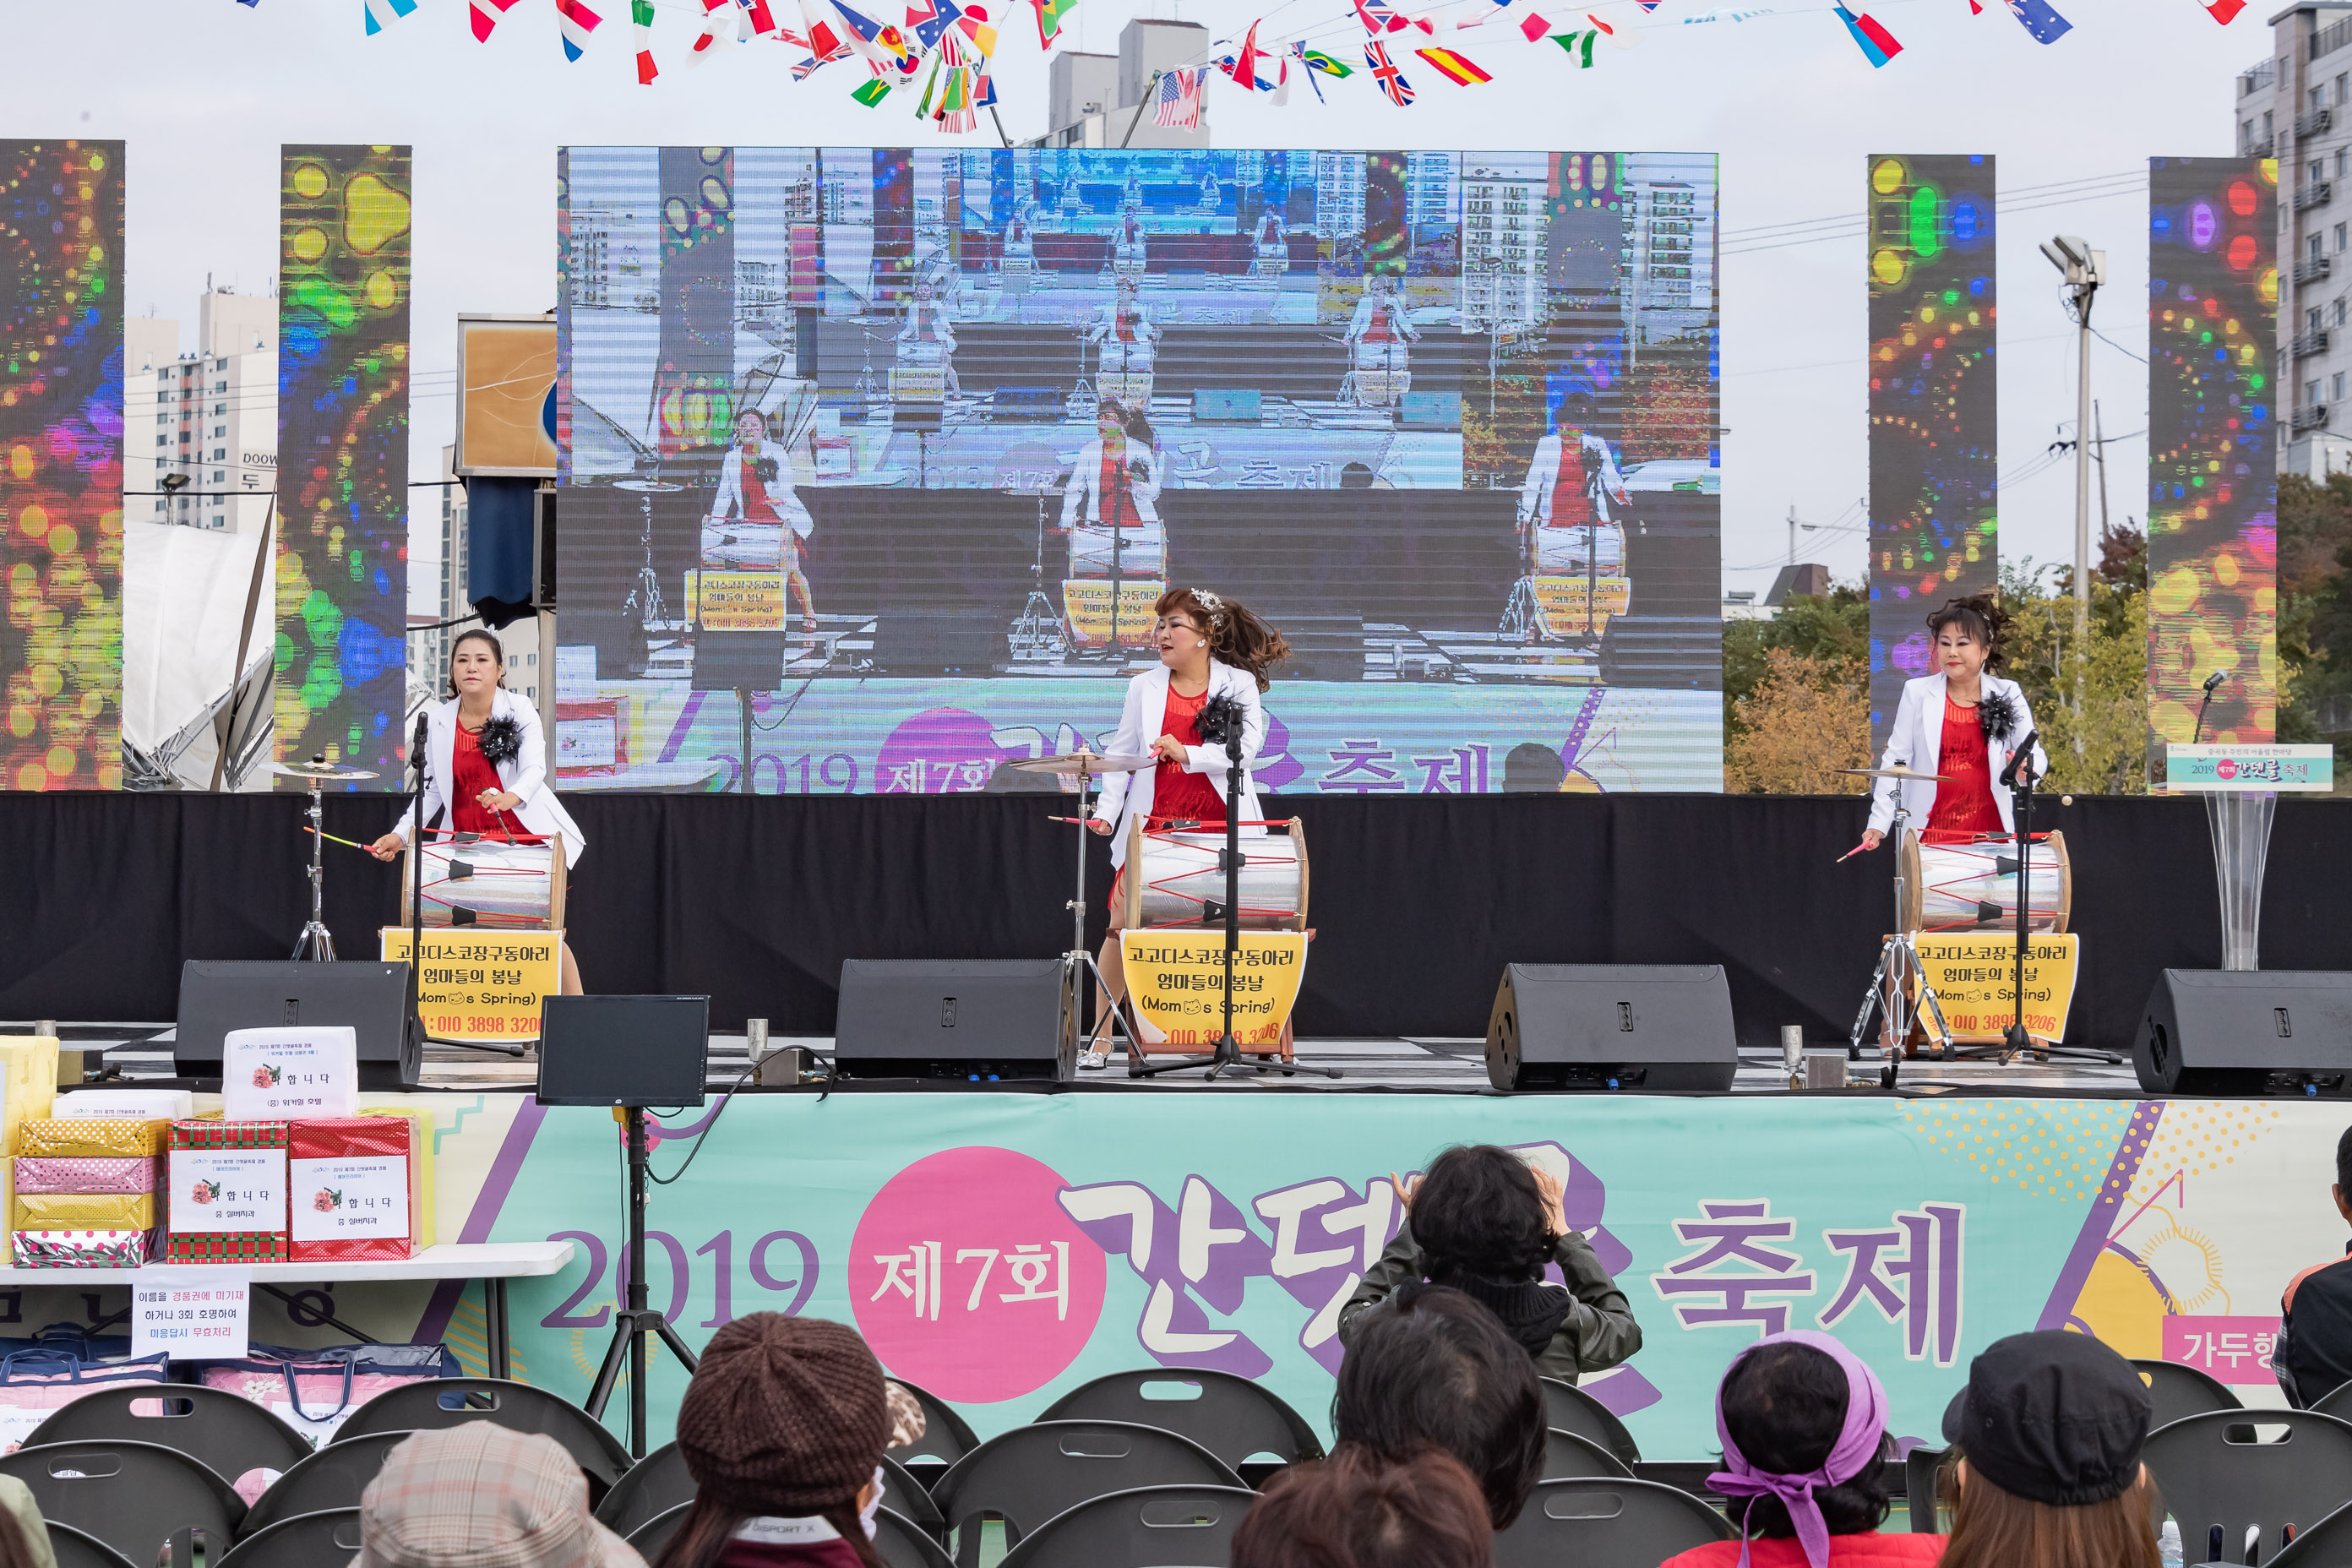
[537,994,710,1108]
[872,610,1003,675]
[2135,969,2352,1096]
[836,959,1069,1082]
[1487,964,1737,1092]
[176,960,416,1089]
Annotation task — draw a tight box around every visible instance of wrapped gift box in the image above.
[14,1157,163,1195]
[289,1117,421,1261]
[11,1229,154,1268]
[51,1090,195,1122]
[357,1107,438,1250]
[14,1193,155,1231]
[19,1119,168,1158]
[0,1039,62,1159]
[166,1120,288,1263]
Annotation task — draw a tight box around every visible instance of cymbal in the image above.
[272,760,379,781]
[1012,750,1156,776]
[612,477,685,493]
[1840,765,1952,783]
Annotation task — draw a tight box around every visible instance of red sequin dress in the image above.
[1923,696,2004,844]
[449,721,542,842]
[1107,684,1226,913]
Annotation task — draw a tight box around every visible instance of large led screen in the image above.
[1866,154,1996,749]
[275,144,412,779]
[556,148,1722,795]
[0,139,124,791]
[2148,155,2277,760]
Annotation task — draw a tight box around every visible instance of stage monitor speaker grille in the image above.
[2134,968,2352,1096]
[836,958,1069,1082]
[176,960,416,1090]
[871,610,1004,675]
[1486,963,1736,1092]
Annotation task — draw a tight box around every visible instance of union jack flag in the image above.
[1353,0,1402,33]
[1364,39,1414,103]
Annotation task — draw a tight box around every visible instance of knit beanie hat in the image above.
[675,1313,890,1516]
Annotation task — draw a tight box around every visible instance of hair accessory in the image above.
[476,716,524,769]
[1708,1331,1888,1568]
[1976,690,2017,743]
[1192,588,1225,618]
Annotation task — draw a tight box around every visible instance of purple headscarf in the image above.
[1706,1331,1890,1568]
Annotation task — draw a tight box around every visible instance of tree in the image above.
[1725,647,1872,794]
[1998,559,2148,794]
[2275,474,2352,787]
[1722,583,1870,750]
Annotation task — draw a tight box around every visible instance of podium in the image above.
[2163,743,2336,969]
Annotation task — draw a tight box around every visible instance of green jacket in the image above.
[1335,1217,1644,1384]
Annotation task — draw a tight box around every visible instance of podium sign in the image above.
[1900,932,2081,1044]
[2165,743,2334,792]
[381,928,560,1042]
[1121,930,1306,1052]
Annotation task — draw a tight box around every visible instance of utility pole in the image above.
[2092,399,2110,566]
[2040,235,2104,646]
[1786,502,1816,572]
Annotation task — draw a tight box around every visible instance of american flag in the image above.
[1153,65,1203,128]
[1364,39,1414,104]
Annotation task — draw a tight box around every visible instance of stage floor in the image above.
[56,1025,2142,1097]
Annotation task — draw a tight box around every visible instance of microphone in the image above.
[2202,669,2227,694]
[2000,729,2039,790]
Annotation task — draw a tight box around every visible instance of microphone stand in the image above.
[1987,733,2115,1069]
[400,713,431,1088]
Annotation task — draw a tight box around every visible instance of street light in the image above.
[2041,233,2104,645]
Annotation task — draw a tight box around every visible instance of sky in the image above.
[4,0,2261,610]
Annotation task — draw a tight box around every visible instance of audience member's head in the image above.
[1939,1331,2160,1568]
[1707,1331,1893,1564]
[1412,1146,1553,1289]
[1230,1447,1495,1568]
[352,1424,643,1568]
[1333,1283,1546,1528]
[656,1313,893,1568]
[2333,1123,2352,1221]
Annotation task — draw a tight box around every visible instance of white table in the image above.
[0,1242,573,1377]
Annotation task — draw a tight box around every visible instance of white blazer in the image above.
[1867,672,2049,839]
[1519,429,1630,526]
[392,688,588,868]
[709,441,814,534]
[1089,661,1269,872]
[1061,439,1163,528]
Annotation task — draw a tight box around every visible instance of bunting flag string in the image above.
[1363,37,1415,101]
[468,0,517,38]
[1416,44,1491,81]
[362,0,418,35]
[554,0,602,57]
[1832,2,1901,63]
[2201,0,2246,18]
[2003,0,2071,42]
[630,0,656,77]
[1549,27,1600,64]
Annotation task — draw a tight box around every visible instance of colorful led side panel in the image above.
[275,144,411,780]
[0,140,124,790]
[1865,154,1996,749]
[2148,155,2278,758]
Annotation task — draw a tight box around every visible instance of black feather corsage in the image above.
[1196,694,1246,749]
[753,455,781,485]
[477,715,525,768]
[1976,691,2017,743]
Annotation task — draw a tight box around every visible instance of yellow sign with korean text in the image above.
[1905,932,2080,1043]
[686,571,786,631]
[380,928,560,1043]
[1121,930,1306,1053]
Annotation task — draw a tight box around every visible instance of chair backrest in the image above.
[878,1505,958,1568]
[2307,1378,2352,1422]
[333,1378,636,1489]
[1545,1428,1634,1481]
[594,1440,695,1537]
[44,1522,138,1568]
[882,1455,945,1532]
[2143,1409,2352,1563]
[1494,1478,1735,1568]
[1904,1446,1949,1533]
[929,1420,1245,1568]
[996,1484,1258,1568]
[1037,1369,1325,1468]
[0,1440,244,1567]
[215,1507,367,1568]
[24,1385,313,1494]
[2271,1494,2352,1565]
[888,1377,983,1468]
[1539,1379,1642,1467]
[241,1429,421,1538]
[2132,1358,2244,1427]
[627,1500,692,1559]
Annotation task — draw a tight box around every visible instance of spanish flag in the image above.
[1415,45,1491,82]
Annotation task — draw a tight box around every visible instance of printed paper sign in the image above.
[131,1267,253,1360]
[687,570,787,632]
[170,1149,287,1233]
[1906,933,2079,1044]
[222,1027,357,1120]
[1120,930,1307,1050]
[381,928,561,1042]
[290,1157,411,1240]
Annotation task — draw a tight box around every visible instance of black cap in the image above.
[1941,1331,2152,1506]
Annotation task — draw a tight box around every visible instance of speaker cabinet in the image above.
[835,959,1070,1082]
[1487,964,1737,1092]
[2134,969,2352,1096]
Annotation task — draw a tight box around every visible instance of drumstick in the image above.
[305,825,375,852]
[1833,843,1870,864]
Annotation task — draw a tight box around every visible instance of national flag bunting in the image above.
[1353,0,1403,34]
[2201,0,2246,18]
[1229,19,1263,88]
[554,0,602,60]
[632,0,657,79]
[362,0,417,35]
[2003,0,2070,41]
[691,0,738,57]
[852,74,892,102]
[1584,10,1637,45]
[792,35,852,74]
[1415,45,1490,82]
[1549,28,1599,64]
[1832,3,1901,63]
[905,0,962,49]
[1153,64,1203,127]
[955,2,998,56]
[1364,38,1415,103]
[744,0,781,34]
[1032,0,1075,45]
[1298,45,1353,74]
[1516,10,1551,41]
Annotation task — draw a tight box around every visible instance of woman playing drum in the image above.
[369,628,589,994]
[1082,587,1291,1069]
[1855,593,2049,854]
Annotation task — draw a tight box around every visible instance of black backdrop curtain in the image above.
[3,791,2347,1048]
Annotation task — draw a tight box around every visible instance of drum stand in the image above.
[294,766,336,961]
[1059,759,1136,1075]
[1848,798,1952,1091]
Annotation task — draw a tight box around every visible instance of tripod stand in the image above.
[585,1103,700,1458]
[1847,792,1952,1091]
[1008,487,1068,663]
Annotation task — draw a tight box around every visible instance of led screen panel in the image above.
[556,147,1723,795]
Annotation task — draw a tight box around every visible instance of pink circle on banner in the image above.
[849,1146,1105,1402]
[2218,758,2239,780]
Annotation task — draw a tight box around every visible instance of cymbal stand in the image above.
[620,487,668,634]
[1010,489,1066,662]
[292,760,336,961]
[1058,760,1134,1075]
[1848,796,1951,1090]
